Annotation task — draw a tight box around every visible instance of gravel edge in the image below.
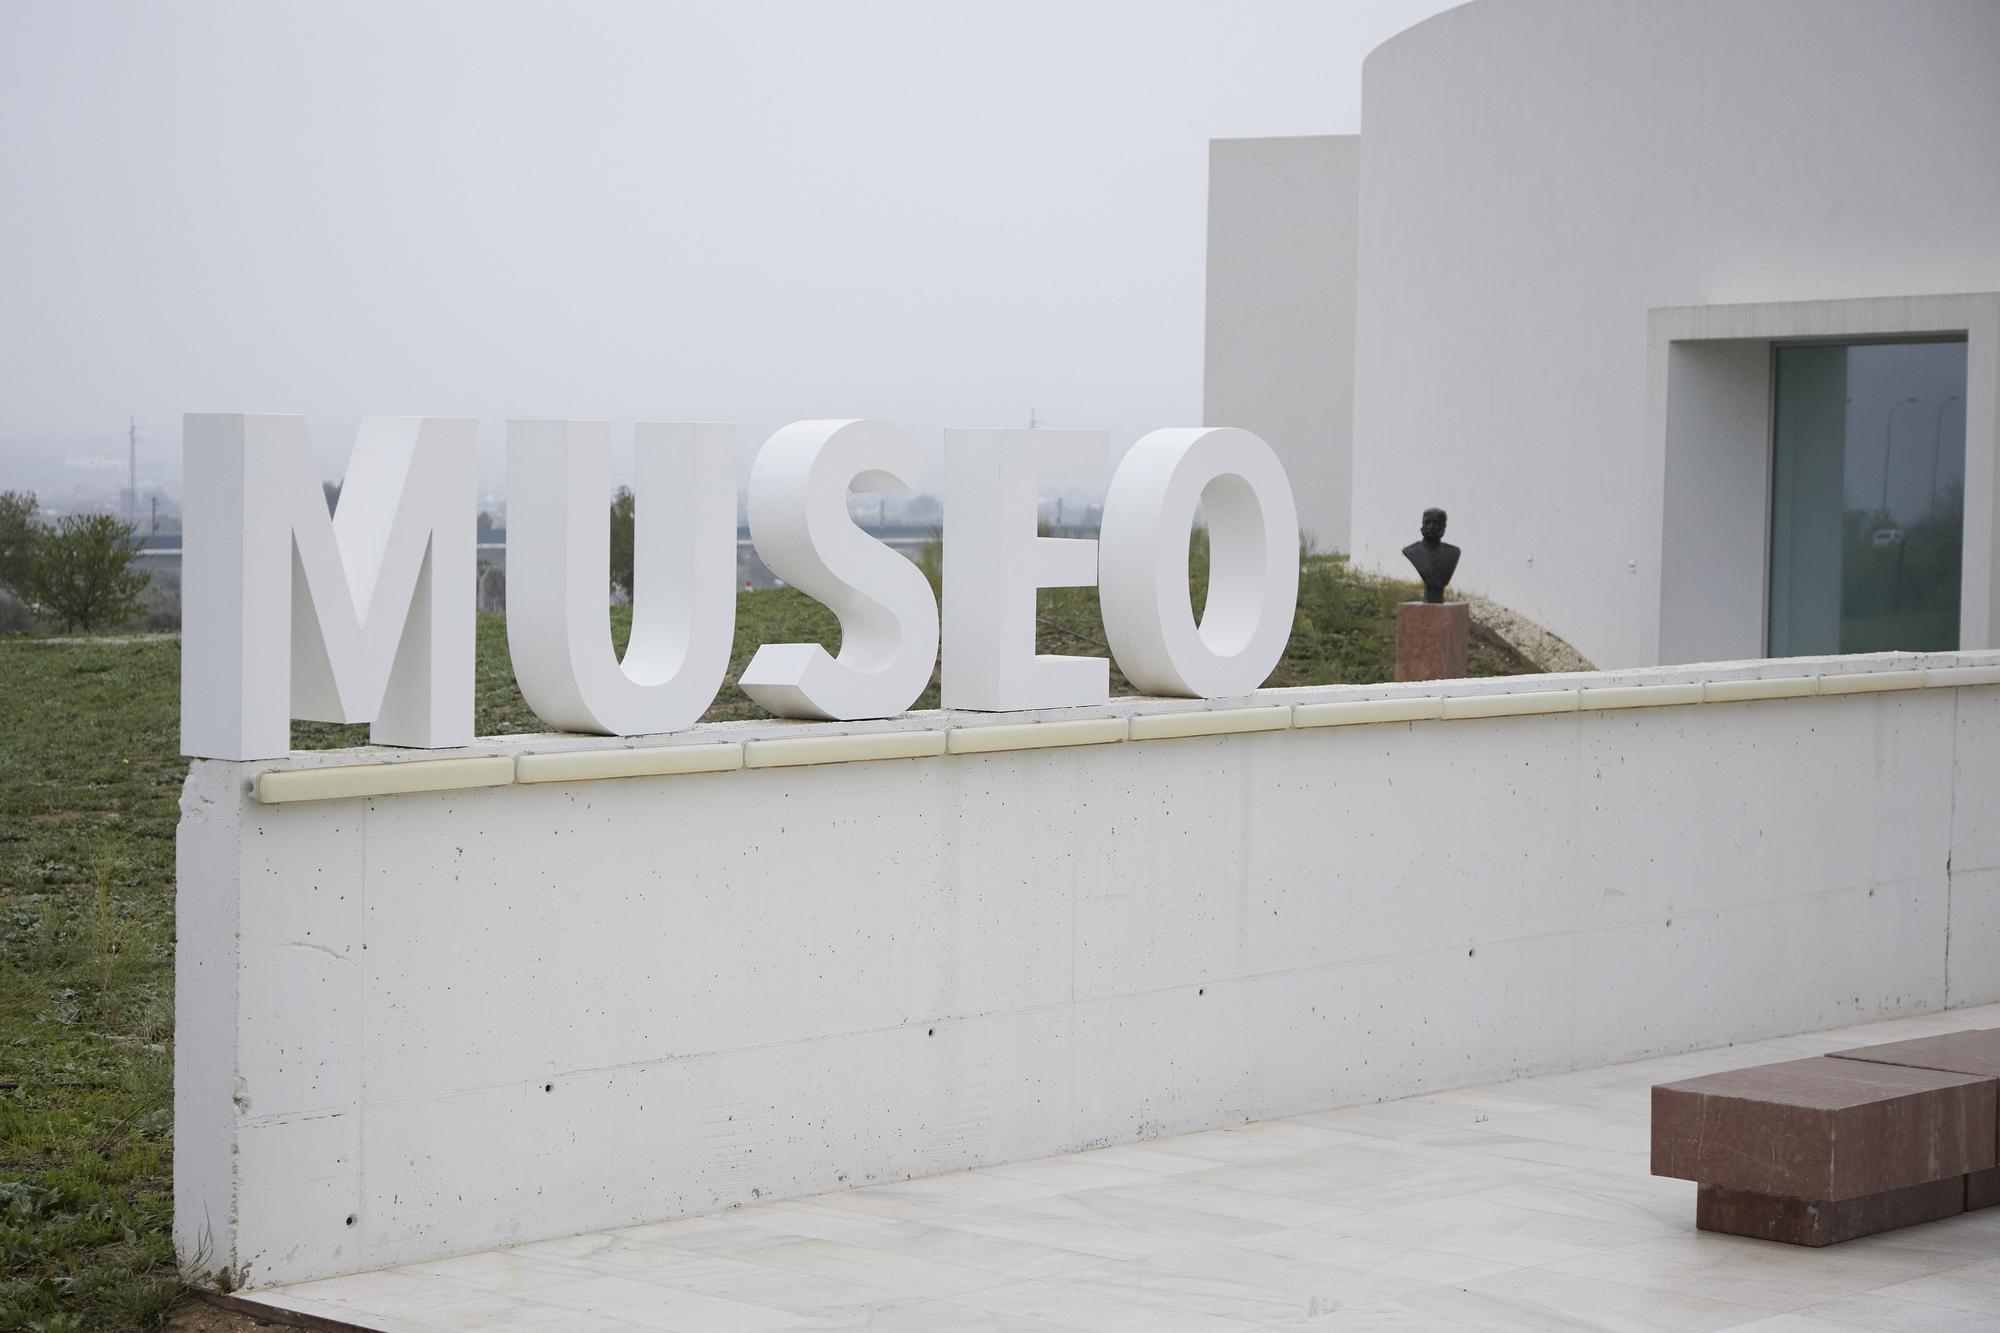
[1458,592,1596,674]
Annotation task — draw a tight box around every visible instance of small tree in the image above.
[0,490,38,597]
[25,513,152,632]
[609,486,636,599]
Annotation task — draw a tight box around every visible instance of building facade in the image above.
[1206,0,2000,668]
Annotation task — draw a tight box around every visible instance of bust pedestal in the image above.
[1395,601,1469,682]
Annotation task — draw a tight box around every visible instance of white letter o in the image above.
[1099,427,1298,698]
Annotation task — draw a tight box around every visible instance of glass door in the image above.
[1768,339,1967,656]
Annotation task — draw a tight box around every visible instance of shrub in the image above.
[0,489,38,597]
[23,514,152,633]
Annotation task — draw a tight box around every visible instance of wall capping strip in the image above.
[1818,669,1924,695]
[946,718,1129,754]
[1704,675,1819,704]
[1440,689,1581,721]
[1580,683,1706,711]
[516,744,744,784]
[234,661,2000,798]
[1293,697,1445,727]
[1128,706,1294,741]
[1925,665,2000,688]
[743,730,948,769]
[254,755,515,804]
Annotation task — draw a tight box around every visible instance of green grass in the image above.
[1,637,185,1332]
[0,556,1533,1329]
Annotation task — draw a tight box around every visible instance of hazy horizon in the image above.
[0,0,1459,509]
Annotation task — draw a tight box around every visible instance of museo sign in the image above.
[179,416,1299,760]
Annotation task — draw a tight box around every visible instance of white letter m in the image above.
[180,414,475,760]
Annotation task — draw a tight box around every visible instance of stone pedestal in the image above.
[1395,601,1470,682]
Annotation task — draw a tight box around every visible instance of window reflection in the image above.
[1768,340,1967,656]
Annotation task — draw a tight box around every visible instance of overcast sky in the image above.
[0,0,1456,500]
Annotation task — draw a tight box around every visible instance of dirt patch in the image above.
[164,1299,284,1331]
[169,1292,380,1332]
[19,633,180,646]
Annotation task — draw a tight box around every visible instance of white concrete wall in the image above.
[1204,135,1357,554]
[1347,0,2000,667]
[1655,339,1772,664]
[178,654,2000,1287]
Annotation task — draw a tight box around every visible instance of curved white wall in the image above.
[1349,0,2000,667]
[1205,136,1359,555]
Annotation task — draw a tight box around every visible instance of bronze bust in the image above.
[1402,507,1460,604]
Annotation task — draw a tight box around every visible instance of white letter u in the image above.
[505,421,738,736]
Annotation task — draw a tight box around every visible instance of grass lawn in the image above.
[0,554,1533,1330]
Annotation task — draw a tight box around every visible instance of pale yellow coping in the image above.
[945,717,1129,754]
[1703,675,1819,704]
[1577,682,1706,710]
[1440,689,1581,720]
[1926,664,2000,688]
[254,755,515,804]
[1294,696,1444,727]
[247,666,1997,801]
[742,729,948,769]
[1817,669,1924,695]
[1128,706,1293,741]
[515,744,743,784]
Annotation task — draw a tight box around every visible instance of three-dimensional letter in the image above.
[942,427,1108,710]
[180,414,475,760]
[1099,426,1298,697]
[506,421,737,735]
[739,420,939,720]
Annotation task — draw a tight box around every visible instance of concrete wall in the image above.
[1655,339,1772,664]
[178,653,2000,1287]
[1346,0,2000,666]
[1204,135,1357,554]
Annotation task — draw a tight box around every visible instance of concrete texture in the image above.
[178,655,2000,1286]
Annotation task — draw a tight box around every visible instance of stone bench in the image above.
[1829,1028,2000,1212]
[1652,1029,2000,1245]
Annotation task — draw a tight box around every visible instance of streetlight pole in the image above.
[1880,396,1918,518]
[1931,394,1963,517]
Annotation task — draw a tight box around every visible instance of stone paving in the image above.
[247,1004,2000,1332]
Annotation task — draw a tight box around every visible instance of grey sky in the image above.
[0,0,1455,500]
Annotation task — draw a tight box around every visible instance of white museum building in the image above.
[1206,0,2000,670]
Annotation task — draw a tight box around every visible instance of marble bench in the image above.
[1652,1029,2000,1245]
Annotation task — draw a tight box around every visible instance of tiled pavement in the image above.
[246,1004,2000,1332]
